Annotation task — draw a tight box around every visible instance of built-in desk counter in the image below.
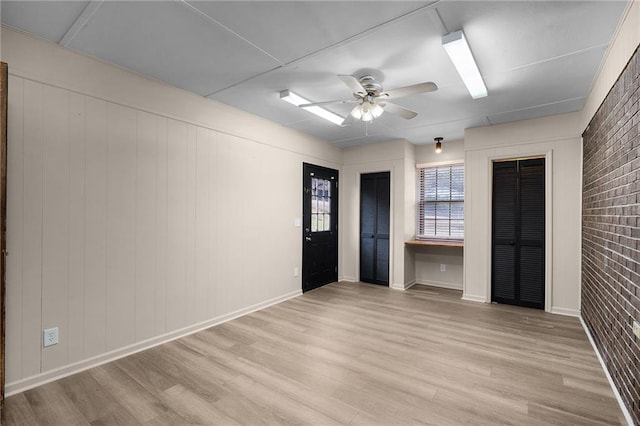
[405,240,464,248]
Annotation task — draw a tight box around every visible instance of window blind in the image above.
[417,163,464,239]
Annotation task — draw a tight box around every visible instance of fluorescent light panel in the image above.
[280,90,345,125]
[442,30,487,99]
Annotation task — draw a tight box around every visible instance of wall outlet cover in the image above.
[43,327,59,347]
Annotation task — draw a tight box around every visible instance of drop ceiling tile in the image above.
[480,44,607,111]
[0,1,89,42]
[66,1,281,96]
[435,0,627,75]
[187,1,432,64]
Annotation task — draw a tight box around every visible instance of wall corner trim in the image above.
[579,316,634,426]
[5,289,302,397]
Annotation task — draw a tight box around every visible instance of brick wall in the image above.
[582,44,640,425]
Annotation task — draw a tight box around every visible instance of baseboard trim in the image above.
[340,276,357,283]
[461,293,486,303]
[5,289,302,396]
[550,306,580,317]
[415,279,463,291]
[404,280,417,290]
[579,316,634,426]
[390,280,416,291]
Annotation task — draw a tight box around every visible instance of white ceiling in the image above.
[1,1,628,148]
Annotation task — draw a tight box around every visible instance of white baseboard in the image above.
[579,317,634,426]
[340,276,357,283]
[5,289,302,396]
[390,280,416,291]
[461,293,487,303]
[550,306,580,317]
[415,279,463,291]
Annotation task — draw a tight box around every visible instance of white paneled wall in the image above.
[4,61,335,391]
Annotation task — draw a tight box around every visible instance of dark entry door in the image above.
[492,158,545,309]
[302,163,338,292]
[360,172,390,286]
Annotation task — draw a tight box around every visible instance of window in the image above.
[311,177,331,232]
[417,162,464,240]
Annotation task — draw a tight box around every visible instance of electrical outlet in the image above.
[440,263,446,272]
[633,321,640,339]
[294,267,299,277]
[43,327,59,347]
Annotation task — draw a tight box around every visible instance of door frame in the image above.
[486,151,553,313]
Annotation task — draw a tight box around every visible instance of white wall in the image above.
[2,26,342,394]
[463,112,583,315]
[340,139,414,289]
[413,140,465,290]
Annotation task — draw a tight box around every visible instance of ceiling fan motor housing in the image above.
[358,75,383,96]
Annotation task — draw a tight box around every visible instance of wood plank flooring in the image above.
[2,283,626,425]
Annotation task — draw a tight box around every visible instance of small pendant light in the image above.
[435,137,443,153]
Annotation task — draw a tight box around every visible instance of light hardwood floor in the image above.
[2,283,626,425]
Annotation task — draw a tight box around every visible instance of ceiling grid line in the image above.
[500,43,611,74]
[58,0,104,47]
[485,96,586,126]
[178,0,286,66]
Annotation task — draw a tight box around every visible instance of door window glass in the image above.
[311,177,331,232]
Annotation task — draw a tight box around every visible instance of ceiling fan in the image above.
[300,74,438,125]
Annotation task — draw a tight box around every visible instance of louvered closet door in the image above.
[360,172,390,285]
[492,158,545,309]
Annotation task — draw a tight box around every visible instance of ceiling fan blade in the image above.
[380,82,438,100]
[381,102,418,119]
[338,74,367,96]
[299,99,358,107]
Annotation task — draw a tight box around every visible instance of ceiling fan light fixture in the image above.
[370,102,384,119]
[351,99,384,122]
[442,30,487,99]
[279,89,345,126]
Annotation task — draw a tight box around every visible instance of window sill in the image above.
[405,239,464,248]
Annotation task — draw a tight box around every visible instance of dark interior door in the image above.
[360,172,390,286]
[492,158,545,309]
[302,163,338,292]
